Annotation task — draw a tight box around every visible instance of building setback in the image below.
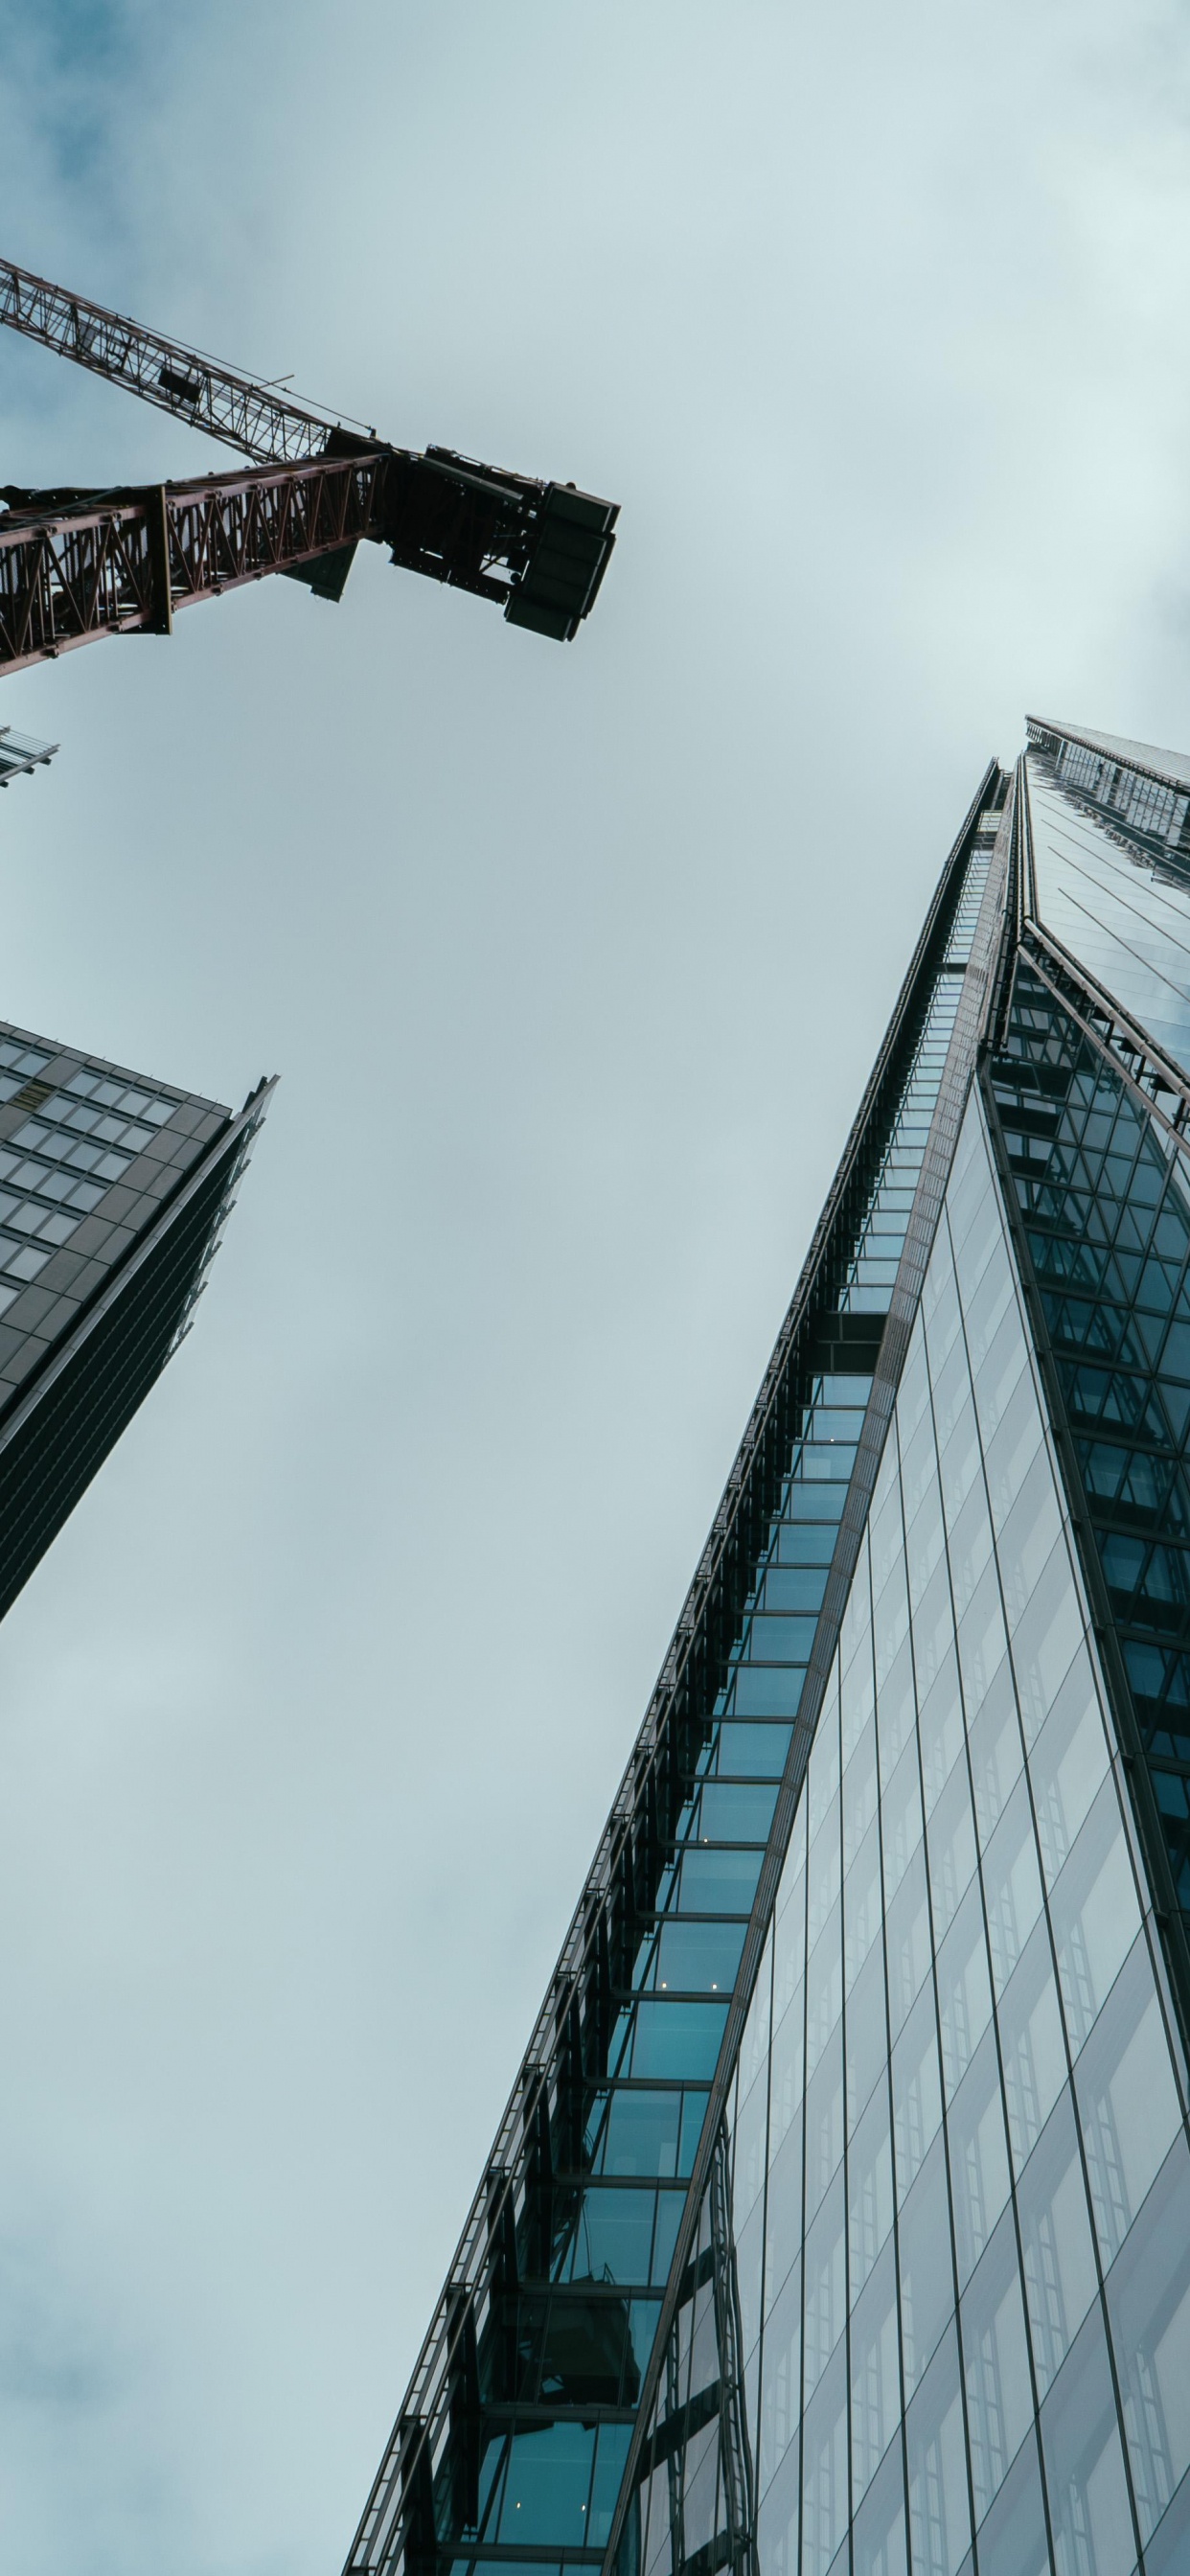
[0,1017,270,1617]
[346,725,1190,2576]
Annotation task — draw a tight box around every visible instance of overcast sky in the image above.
[2,2,1190,2569]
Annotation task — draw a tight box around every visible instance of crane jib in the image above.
[0,251,619,651]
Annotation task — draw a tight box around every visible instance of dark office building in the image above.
[346,724,1190,2576]
[0,1014,269,1618]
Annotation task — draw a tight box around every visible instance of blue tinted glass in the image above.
[628,2000,728,2079]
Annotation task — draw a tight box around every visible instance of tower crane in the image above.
[0,256,618,681]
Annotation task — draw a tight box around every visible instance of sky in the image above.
[2,1,1190,2568]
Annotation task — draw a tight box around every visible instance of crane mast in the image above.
[0,254,618,676]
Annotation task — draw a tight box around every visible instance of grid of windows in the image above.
[0,1061,178,1310]
[1036,734,1190,854]
[1027,751,1190,1075]
[841,844,992,1317]
[634,1093,1190,2576]
[989,963,1190,1930]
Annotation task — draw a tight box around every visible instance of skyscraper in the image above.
[346,723,1190,2576]
[0,1014,270,1618]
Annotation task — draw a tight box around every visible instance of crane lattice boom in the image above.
[0,254,618,672]
[0,255,336,466]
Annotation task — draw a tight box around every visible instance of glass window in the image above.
[803,2161,847,2403]
[767,1980,805,2171]
[850,2237,902,2512]
[880,1735,925,1903]
[759,2254,802,2496]
[1105,2135,1190,2545]
[1038,2304,1137,2576]
[732,1665,805,1719]
[1048,1776,1144,2056]
[554,2186,660,2286]
[904,2323,971,2576]
[625,2000,728,2081]
[979,1773,1043,1999]
[586,2087,706,2178]
[1074,1930,1183,2268]
[1006,1533,1087,1747]
[842,1719,880,1870]
[587,2422,633,2547]
[764,1565,829,1614]
[968,2428,1049,2576]
[885,1841,932,2038]
[935,1877,993,2102]
[710,1721,793,1780]
[756,2437,800,2576]
[804,2017,844,2222]
[845,1935,889,2134]
[877,1638,919,1787]
[777,1517,838,1561]
[764,2113,803,2312]
[904,1476,947,1617]
[1016,2092,1099,2397]
[959,2203,1033,2528]
[696,1781,779,1843]
[898,2129,955,2399]
[980,1368,1044,1543]
[642,1919,746,1993]
[925,1755,978,1940]
[945,2020,1011,2289]
[843,1814,883,1994]
[674,1848,764,1912]
[799,2338,849,2576]
[934,1385,984,1530]
[1027,1646,1110,1881]
[954,1556,1010,1719]
[943,1471,995,1625]
[495,2423,596,2544]
[997,1916,1067,2168]
[892,1982,943,2197]
[851,2430,908,2576]
[848,2067,895,2297]
[993,1440,1065,1633]
[916,1647,966,1819]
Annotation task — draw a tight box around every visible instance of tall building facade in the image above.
[347,724,1190,2576]
[0,1014,270,1615]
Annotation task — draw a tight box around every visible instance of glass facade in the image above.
[0,1011,270,1618]
[637,1095,1190,2576]
[1026,725,1190,1070]
[347,728,1190,2576]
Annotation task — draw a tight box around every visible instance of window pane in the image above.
[1105,2135,1190,2543]
[1038,2306,1136,2576]
[1074,1930,1183,2267]
[848,2071,895,2299]
[759,2254,802,2496]
[935,1877,993,2101]
[1016,2093,1098,2397]
[997,1914,1067,2167]
[946,2020,1012,2289]
[969,2428,1049,2576]
[851,2237,902,2512]
[904,2323,971,2576]
[959,2204,1032,2526]
[898,2128,955,2400]
[892,1982,943,2197]
[851,2428,908,2576]
[1048,1777,1143,2055]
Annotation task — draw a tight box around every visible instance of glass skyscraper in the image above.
[347,722,1190,2576]
[0,1013,270,1616]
